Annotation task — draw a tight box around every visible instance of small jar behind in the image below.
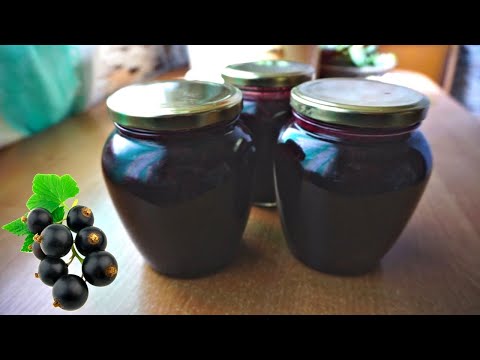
[222,60,314,207]
[102,80,256,278]
[275,78,433,275]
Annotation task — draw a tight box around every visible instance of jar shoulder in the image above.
[102,123,255,184]
[276,123,432,193]
[103,123,253,161]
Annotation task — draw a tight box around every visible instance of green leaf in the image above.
[364,45,379,55]
[26,195,61,213]
[26,174,79,212]
[2,218,30,236]
[21,233,35,253]
[52,206,65,223]
[348,45,368,67]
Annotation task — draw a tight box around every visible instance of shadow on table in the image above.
[135,204,455,314]
[136,241,397,314]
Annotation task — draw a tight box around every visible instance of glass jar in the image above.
[222,60,314,207]
[275,78,433,275]
[102,80,256,278]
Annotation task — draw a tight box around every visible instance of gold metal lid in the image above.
[106,80,243,131]
[290,78,430,128]
[221,60,315,88]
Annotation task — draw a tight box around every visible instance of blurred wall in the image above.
[379,45,454,87]
[281,45,320,67]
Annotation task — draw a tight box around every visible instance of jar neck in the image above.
[240,86,292,101]
[293,111,420,143]
[114,117,238,140]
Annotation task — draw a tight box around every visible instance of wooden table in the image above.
[1,69,480,315]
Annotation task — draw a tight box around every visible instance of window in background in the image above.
[185,45,281,83]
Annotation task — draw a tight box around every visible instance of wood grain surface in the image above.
[1,69,479,315]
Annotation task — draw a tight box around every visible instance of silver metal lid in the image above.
[290,78,430,128]
[222,60,315,88]
[106,80,243,131]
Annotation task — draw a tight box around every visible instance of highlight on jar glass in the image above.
[102,80,256,278]
[222,60,315,207]
[274,78,433,275]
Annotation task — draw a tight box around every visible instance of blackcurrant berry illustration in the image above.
[52,275,89,311]
[27,208,53,234]
[82,251,118,287]
[1,173,122,312]
[37,224,73,258]
[36,257,68,286]
[66,205,94,233]
[75,226,107,256]
[32,241,46,260]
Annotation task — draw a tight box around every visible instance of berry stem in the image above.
[71,245,84,264]
[66,253,75,266]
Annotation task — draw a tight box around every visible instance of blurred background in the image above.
[0,45,478,149]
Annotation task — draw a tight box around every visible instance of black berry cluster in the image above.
[26,206,118,311]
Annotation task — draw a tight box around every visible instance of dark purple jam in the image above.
[274,112,433,275]
[102,119,256,278]
[239,86,292,206]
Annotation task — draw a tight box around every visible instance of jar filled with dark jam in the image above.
[222,60,314,207]
[275,78,433,275]
[102,80,256,278]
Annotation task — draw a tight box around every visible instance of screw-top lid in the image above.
[290,78,430,128]
[221,60,315,88]
[106,80,243,131]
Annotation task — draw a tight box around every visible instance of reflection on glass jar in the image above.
[222,60,314,207]
[102,80,256,278]
[275,78,433,275]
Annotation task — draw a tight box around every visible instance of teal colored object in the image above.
[0,45,82,135]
